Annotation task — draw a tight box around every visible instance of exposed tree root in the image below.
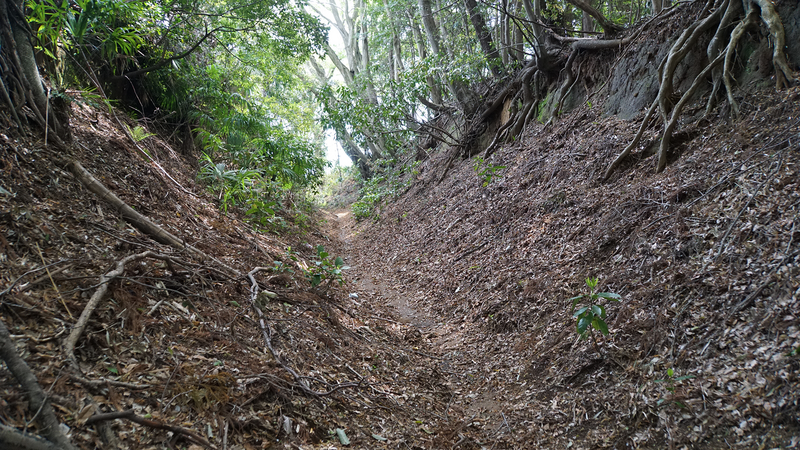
[63,251,192,367]
[86,409,217,449]
[0,424,61,450]
[0,318,79,450]
[0,0,65,146]
[605,0,797,179]
[722,9,757,120]
[752,0,796,90]
[65,159,241,278]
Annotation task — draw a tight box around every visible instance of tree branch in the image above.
[0,318,79,450]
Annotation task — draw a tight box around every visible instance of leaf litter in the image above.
[0,83,799,450]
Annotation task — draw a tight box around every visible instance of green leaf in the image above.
[667,368,674,377]
[596,292,621,301]
[674,375,695,382]
[573,306,589,318]
[577,316,592,334]
[569,295,584,307]
[592,317,609,335]
[334,256,345,267]
[591,305,603,317]
[229,301,240,307]
[335,428,350,445]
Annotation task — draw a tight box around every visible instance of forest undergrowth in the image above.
[346,79,800,448]
[1,0,800,448]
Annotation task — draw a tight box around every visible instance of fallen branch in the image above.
[65,159,241,278]
[64,251,190,366]
[85,409,216,450]
[0,424,61,450]
[246,267,361,397]
[70,373,153,391]
[0,318,79,450]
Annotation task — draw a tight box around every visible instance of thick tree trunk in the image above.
[464,0,504,76]
[0,0,63,141]
[651,0,664,15]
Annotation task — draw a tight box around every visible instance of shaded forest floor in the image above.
[2,80,800,450]
[340,80,800,449]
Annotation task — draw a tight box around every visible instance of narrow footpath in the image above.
[325,209,513,449]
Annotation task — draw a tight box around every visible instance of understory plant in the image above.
[303,245,348,290]
[473,156,506,187]
[351,159,417,220]
[654,368,695,409]
[569,277,621,345]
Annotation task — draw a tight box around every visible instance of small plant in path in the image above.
[654,367,695,409]
[569,277,621,343]
[304,245,349,289]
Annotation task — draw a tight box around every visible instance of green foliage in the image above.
[473,157,506,187]
[351,159,416,220]
[28,0,147,77]
[654,368,695,408]
[127,125,155,142]
[569,277,621,340]
[303,245,349,288]
[27,0,329,228]
[271,258,294,274]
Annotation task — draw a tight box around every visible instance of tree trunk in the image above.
[651,0,663,15]
[408,10,443,106]
[582,0,596,33]
[464,0,504,76]
[0,0,63,139]
[418,0,442,55]
[522,0,550,68]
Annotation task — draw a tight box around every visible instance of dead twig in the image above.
[64,251,191,367]
[85,409,216,449]
[247,267,362,397]
[0,260,71,298]
[65,159,241,278]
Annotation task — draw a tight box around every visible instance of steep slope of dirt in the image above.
[2,26,800,450]
[347,81,800,448]
[0,98,474,449]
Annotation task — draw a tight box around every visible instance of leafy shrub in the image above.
[302,245,348,288]
[569,277,621,341]
[351,160,417,220]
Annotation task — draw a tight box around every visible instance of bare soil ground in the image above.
[1,81,800,450]
[342,81,800,449]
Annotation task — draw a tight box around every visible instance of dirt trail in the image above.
[326,209,510,446]
[332,210,431,329]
